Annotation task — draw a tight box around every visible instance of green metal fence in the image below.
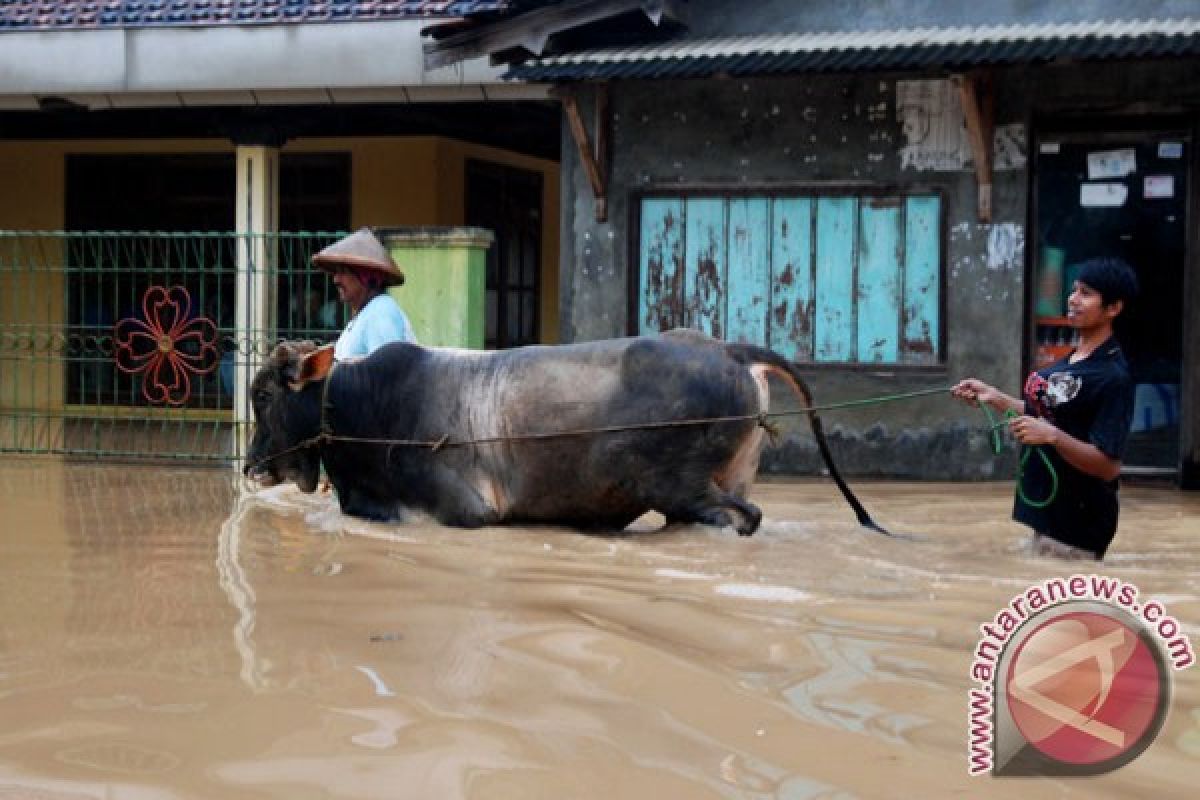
[0,230,346,462]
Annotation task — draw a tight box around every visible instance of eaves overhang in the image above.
[504,18,1200,81]
[0,19,549,109]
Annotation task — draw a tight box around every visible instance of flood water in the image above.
[1,460,1198,798]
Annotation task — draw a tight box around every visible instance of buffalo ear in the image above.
[289,344,335,390]
[271,342,293,368]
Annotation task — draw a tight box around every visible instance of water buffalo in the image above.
[245,330,885,535]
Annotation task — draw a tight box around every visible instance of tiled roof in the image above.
[0,0,512,30]
[507,18,1200,80]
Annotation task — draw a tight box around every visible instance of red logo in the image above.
[1001,608,1169,773]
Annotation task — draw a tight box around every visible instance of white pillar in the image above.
[234,145,279,466]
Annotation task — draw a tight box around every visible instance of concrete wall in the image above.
[557,58,1200,479]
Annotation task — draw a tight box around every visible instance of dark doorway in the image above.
[1032,127,1189,473]
[465,159,542,349]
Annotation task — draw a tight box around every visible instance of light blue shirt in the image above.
[333,293,416,360]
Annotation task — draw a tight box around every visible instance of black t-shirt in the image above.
[1012,337,1134,557]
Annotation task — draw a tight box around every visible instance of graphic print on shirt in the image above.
[1044,372,1082,408]
[1024,372,1051,418]
[1024,370,1082,421]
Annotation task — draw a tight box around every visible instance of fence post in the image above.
[234,147,280,467]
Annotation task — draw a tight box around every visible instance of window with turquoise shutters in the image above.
[637,193,942,365]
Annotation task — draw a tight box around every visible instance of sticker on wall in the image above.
[1144,175,1175,199]
[986,224,1025,271]
[1087,148,1137,180]
[993,124,1027,170]
[1158,141,1184,159]
[1080,182,1128,208]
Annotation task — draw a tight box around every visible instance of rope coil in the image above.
[978,403,1059,508]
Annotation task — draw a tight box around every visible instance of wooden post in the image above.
[957,71,994,223]
[595,82,609,218]
[561,84,610,222]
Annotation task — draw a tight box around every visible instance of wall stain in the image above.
[691,255,723,339]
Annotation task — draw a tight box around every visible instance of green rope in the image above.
[250,380,1059,516]
[807,386,1059,509]
[977,403,1058,508]
[788,385,952,415]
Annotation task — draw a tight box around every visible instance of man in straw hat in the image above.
[312,227,416,360]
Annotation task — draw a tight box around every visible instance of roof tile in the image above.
[0,0,512,30]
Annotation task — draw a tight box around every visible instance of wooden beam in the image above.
[594,82,609,209]
[561,85,610,222]
[957,70,995,223]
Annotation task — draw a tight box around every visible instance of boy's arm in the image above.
[1008,416,1122,481]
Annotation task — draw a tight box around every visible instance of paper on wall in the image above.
[1087,148,1137,180]
[895,79,1026,171]
[1158,142,1184,159]
[1080,182,1128,207]
[896,79,970,171]
[986,224,1024,271]
[1144,175,1175,199]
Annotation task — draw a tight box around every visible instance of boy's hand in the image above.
[951,378,997,406]
[1009,414,1059,446]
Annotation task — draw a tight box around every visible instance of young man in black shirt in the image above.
[952,258,1138,560]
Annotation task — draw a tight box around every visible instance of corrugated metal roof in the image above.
[506,18,1200,80]
[0,0,513,32]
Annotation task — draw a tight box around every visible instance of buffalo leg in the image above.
[429,468,503,529]
[720,491,763,536]
[660,484,763,536]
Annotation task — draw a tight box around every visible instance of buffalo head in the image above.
[244,341,335,493]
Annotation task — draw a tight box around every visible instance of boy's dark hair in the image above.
[1075,257,1139,307]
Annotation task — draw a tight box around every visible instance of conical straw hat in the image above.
[312,228,405,287]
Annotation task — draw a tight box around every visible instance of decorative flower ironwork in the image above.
[114,286,219,406]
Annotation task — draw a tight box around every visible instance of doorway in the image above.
[1031,125,1189,473]
[465,159,543,349]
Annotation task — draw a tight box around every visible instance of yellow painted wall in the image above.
[0,141,232,441]
[287,137,442,227]
[0,143,68,446]
[293,136,561,342]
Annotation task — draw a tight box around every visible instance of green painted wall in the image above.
[380,227,493,349]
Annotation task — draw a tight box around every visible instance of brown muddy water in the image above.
[1,461,1198,799]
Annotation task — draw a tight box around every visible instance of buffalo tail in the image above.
[728,344,890,536]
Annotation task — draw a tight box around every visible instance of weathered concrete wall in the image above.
[557,58,1200,478]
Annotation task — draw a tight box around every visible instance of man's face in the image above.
[1066,280,1122,330]
[332,267,370,312]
